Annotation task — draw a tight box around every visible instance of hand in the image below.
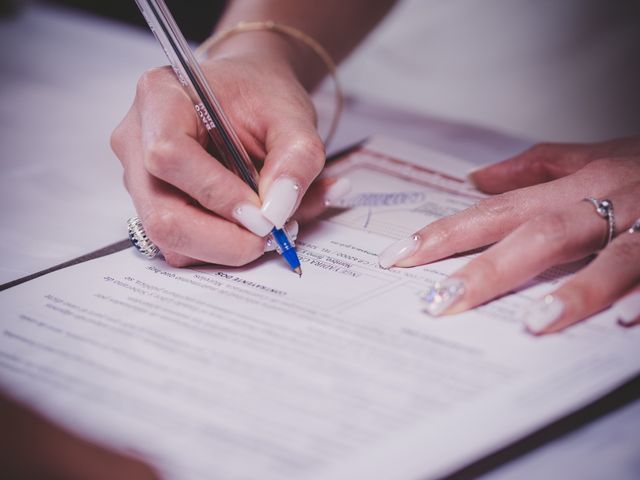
[378,136,640,334]
[0,391,159,479]
[111,47,348,268]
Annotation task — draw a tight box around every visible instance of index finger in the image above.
[258,117,326,229]
[381,158,639,269]
[136,68,274,237]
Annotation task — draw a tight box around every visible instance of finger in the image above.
[524,230,640,335]
[419,181,640,315]
[126,157,266,268]
[135,66,207,144]
[258,116,326,229]
[140,194,267,268]
[264,220,300,252]
[380,157,640,269]
[135,71,273,238]
[141,132,273,237]
[294,177,352,224]
[613,287,640,327]
[160,250,200,268]
[111,101,265,267]
[468,137,640,194]
[113,101,207,268]
[379,181,565,269]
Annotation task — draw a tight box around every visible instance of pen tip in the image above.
[294,266,302,277]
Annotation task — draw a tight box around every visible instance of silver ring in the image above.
[583,197,615,248]
[628,218,640,234]
[127,216,160,259]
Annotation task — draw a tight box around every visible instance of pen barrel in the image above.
[134,0,260,191]
[197,101,261,191]
[270,227,301,271]
[271,227,295,254]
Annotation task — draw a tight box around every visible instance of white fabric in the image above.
[340,0,640,141]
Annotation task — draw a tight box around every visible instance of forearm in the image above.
[207,0,398,89]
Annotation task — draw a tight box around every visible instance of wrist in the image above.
[201,30,310,83]
[198,25,328,90]
[197,21,343,145]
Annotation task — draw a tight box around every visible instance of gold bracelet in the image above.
[195,20,343,147]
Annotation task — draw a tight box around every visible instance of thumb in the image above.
[468,142,593,194]
[258,116,326,229]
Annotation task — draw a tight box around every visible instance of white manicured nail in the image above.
[378,234,421,269]
[421,278,466,316]
[265,220,299,252]
[525,295,565,334]
[324,177,352,206]
[232,203,274,237]
[614,292,640,326]
[261,177,300,229]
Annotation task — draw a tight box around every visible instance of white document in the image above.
[1,137,638,480]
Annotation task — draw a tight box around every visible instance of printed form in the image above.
[1,137,638,480]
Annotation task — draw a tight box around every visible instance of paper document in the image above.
[1,137,638,480]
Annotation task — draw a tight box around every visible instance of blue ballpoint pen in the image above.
[134,0,302,275]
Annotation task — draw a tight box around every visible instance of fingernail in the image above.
[614,292,640,326]
[232,203,274,237]
[378,234,421,269]
[324,177,352,206]
[525,295,565,334]
[265,220,299,252]
[261,177,300,229]
[421,278,466,316]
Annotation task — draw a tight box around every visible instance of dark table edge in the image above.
[0,239,132,292]
[441,373,640,479]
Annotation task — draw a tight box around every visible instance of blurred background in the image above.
[1,0,226,40]
[2,0,638,142]
[337,0,640,142]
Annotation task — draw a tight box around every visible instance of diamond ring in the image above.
[127,216,160,259]
[583,197,615,248]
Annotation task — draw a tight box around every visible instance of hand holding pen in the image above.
[113,1,350,271]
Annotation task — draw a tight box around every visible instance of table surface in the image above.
[0,3,638,479]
